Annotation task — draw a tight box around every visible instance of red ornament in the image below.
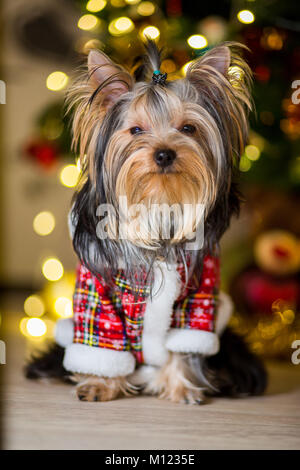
[25,140,58,169]
[255,65,271,82]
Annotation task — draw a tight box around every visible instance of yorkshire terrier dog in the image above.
[26,40,267,404]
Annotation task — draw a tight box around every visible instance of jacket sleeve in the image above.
[54,263,135,377]
[165,255,232,356]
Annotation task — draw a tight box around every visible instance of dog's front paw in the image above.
[75,375,136,402]
[159,383,205,405]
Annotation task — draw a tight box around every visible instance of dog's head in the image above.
[69,41,252,276]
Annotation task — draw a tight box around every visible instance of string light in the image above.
[78,14,99,31]
[141,25,160,40]
[42,258,64,282]
[24,295,45,317]
[60,164,80,188]
[46,72,68,91]
[137,1,155,16]
[187,34,207,49]
[86,0,107,12]
[237,10,255,24]
[33,211,55,236]
[108,17,134,35]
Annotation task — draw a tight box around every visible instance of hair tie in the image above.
[152,70,167,85]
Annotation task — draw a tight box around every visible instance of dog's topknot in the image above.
[133,39,164,83]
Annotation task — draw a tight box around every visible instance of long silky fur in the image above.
[68,41,252,290]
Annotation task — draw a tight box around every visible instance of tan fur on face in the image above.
[73,374,137,402]
[143,353,205,405]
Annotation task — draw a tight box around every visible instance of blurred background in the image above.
[1,0,300,360]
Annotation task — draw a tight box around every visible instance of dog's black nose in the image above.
[154,149,176,168]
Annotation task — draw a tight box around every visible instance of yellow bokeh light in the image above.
[42,258,64,282]
[82,39,103,54]
[125,0,141,4]
[78,14,99,31]
[110,0,125,6]
[237,10,255,24]
[187,34,208,49]
[24,295,45,317]
[181,60,194,76]
[33,211,55,236]
[60,164,80,188]
[54,297,73,318]
[245,144,261,161]
[108,16,134,35]
[26,318,47,337]
[19,317,29,337]
[46,72,69,91]
[86,0,107,12]
[137,1,155,16]
[161,59,176,74]
[239,155,252,172]
[141,25,160,40]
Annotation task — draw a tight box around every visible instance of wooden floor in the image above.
[1,310,300,450]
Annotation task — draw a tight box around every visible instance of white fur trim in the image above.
[128,365,158,387]
[63,343,136,377]
[54,318,74,348]
[165,329,219,356]
[142,262,181,366]
[216,291,233,335]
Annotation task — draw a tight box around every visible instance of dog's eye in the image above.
[130,126,144,135]
[181,124,196,134]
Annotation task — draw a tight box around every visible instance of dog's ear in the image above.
[185,43,252,165]
[88,50,133,109]
[191,45,231,76]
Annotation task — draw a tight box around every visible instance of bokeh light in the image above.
[187,34,208,49]
[78,14,99,31]
[60,164,80,188]
[42,258,64,282]
[54,297,73,318]
[245,144,261,161]
[137,1,155,16]
[161,59,177,74]
[237,10,255,24]
[181,61,194,76]
[46,72,69,92]
[24,295,45,317]
[26,318,47,337]
[141,25,160,40]
[239,154,252,172]
[109,17,134,35]
[86,0,107,12]
[33,211,55,236]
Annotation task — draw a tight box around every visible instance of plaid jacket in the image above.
[71,255,220,364]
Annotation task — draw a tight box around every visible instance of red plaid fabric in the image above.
[73,255,219,364]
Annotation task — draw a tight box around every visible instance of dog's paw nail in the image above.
[78,394,85,401]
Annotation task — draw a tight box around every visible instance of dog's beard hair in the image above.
[70,42,252,288]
